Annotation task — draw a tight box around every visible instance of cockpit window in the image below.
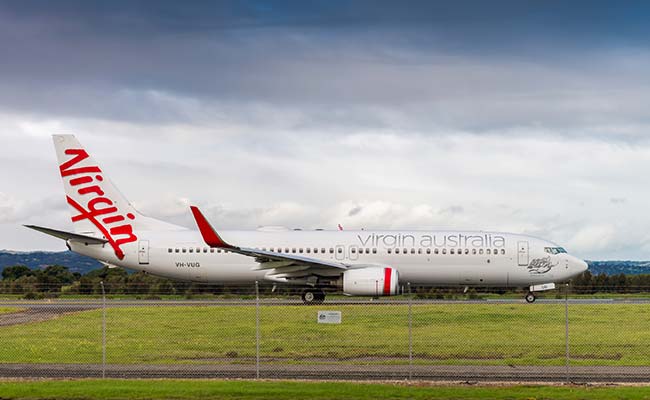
[544,247,568,254]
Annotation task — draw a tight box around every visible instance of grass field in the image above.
[1,379,650,400]
[0,307,21,314]
[0,304,647,366]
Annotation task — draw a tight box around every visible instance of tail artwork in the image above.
[40,135,183,259]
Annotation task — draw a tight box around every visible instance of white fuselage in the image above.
[70,229,587,288]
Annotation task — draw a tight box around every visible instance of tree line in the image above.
[1,265,650,297]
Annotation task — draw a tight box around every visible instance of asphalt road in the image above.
[0,363,648,382]
[1,297,648,309]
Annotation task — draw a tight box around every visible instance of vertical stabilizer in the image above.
[52,135,182,259]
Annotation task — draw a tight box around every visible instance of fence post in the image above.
[100,280,106,379]
[255,281,260,379]
[565,282,570,383]
[408,282,413,380]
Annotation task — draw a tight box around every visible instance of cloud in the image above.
[1,2,650,260]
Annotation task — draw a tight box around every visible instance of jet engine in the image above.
[342,267,399,296]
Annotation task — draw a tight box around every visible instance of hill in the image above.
[0,250,102,275]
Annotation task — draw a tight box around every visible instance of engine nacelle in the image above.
[342,267,399,296]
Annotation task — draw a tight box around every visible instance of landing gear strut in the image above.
[525,292,536,303]
[301,288,325,305]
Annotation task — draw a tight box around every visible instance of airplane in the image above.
[25,135,588,304]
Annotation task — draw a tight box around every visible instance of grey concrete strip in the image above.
[0,364,648,382]
[0,306,98,327]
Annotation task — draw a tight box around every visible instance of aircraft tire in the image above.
[525,292,536,303]
[301,288,326,305]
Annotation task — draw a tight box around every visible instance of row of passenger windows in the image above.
[167,247,506,256]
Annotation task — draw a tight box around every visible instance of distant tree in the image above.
[34,265,75,292]
[2,265,33,281]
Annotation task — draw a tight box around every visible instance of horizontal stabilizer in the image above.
[24,225,108,245]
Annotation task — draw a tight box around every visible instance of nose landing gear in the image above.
[525,292,536,303]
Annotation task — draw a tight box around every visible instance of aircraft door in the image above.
[349,245,359,261]
[335,245,346,261]
[517,241,529,266]
[138,240,150,265]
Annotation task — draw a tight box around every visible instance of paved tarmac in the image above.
[1,298,648,308]
[0,363,648,382]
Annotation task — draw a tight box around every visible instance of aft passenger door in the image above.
[138,240,149,265]
[517,241,529,266]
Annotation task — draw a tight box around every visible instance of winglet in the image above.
[189,206,236,249]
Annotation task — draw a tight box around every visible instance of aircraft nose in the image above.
[570,257,588,274]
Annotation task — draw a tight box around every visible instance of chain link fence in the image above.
[0,283,648,382]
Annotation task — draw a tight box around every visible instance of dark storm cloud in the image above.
[1,0,650,134]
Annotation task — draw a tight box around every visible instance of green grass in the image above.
[0,307,23,314]
[1,379,650,400]
[0,304,647,366]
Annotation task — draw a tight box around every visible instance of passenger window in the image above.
[493,249,498,255]
[337,248,343,254]
[351,248,356,254]
[366,248,370,254]
[189,248,194,253]
[314,248,318,253]
[442,249,447,254]
[450,249,455,255]
[306,248,310,253]
[486,249,491,255]
[330,248,334,254]
[285,248,290,253]
[418,248,422,254]
[403,248,407,254]
[501,249,505,255]
[411,248,415,254]
[217,249,222,253]
[321,248,326,253]
[292,248,296,253]
[465,249,469,254]
[196,248,200,253]
[395,248,400,254]
[479,249,483,255]
[387,248,392,254]
[210,248,214,253]
[372,248,377,254]
[299,248,303,253]
[426,248,431,254]
[168,248,172,253]
[175,249,179,253]
[472,249,477,255]
[434,248,439,254]
[182,248,187,253]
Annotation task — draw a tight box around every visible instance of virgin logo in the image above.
[59,149,137,260]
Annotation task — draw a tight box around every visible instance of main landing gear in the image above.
[525,292,536,303]
[301,288,326,305]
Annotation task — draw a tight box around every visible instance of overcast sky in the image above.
[1,1,650,260]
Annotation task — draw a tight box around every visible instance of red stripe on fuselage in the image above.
[383,267,392,295]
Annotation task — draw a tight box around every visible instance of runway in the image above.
[0,297,647,309]
[0,363,648,382]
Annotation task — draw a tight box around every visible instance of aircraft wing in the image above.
[190,206,348,272]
